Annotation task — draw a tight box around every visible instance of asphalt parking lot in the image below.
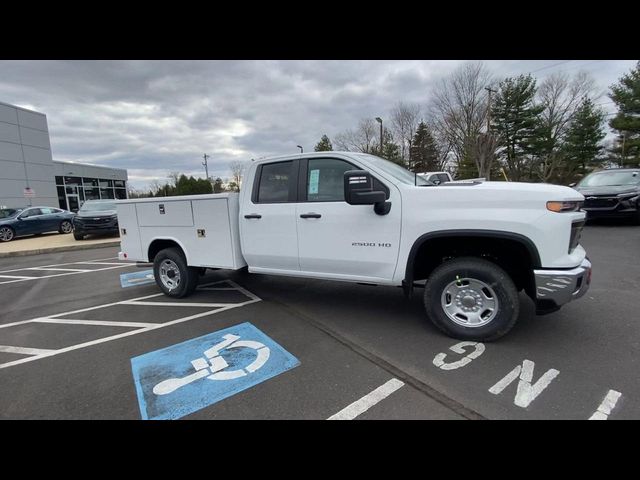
[0,221,638,419]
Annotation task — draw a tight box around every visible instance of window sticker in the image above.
[309,169,320,195]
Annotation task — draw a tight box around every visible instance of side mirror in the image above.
[344,170,391,215]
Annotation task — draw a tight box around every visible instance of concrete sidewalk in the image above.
[0,232,120,258]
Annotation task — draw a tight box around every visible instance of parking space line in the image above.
[27,267,93,272]
[35,319,161,328]
[327,378,405,420]
[0,275,37,280]
[0,264,137,286]
[121,301,232,308]
[0,280,262,370]
[0,345,57,356]
[0,256,119,274]
[76,262,130,266]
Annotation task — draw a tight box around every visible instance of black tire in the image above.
[153,247,199,298]
[424,257,519,341]
[0,226,15,242]
[59,220,73,234]
[73,232,84,240]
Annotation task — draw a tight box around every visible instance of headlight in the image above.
[617,192,639,199]
[547,201,583,212]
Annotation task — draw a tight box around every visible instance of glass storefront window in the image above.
[100,179,113,188]
[100,188,115,199]
[65,186,78,195]
[55,176,64,185]
[114,180,126,188]
[84,187,100,200]
[64,176,82,186]
[83,177,99,187]
[57,186,66,209]
[115,188,127,199]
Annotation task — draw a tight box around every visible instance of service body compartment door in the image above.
[116,202,144,261]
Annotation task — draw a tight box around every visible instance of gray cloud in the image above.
[0,60,635,189]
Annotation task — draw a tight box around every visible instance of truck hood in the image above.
[438,181,584,200]
[575,185,639,196]
[76,209,117,218]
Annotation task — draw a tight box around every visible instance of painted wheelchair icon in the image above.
[153,334,270,396]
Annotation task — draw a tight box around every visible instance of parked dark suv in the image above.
[72,200,119,240]
[574,168,640,223]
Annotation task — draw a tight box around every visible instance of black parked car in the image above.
[0,206,75,242]
[573,168,640,223]
[73,200,119,240]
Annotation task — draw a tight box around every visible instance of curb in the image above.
[0,241,121,258]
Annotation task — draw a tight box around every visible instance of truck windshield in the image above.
[81,202,116,211]
[350,153,431,186]
[578,171,640,187]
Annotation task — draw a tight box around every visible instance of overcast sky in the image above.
[0,60,635,190]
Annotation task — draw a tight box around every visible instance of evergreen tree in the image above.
[213,177,225,193]
[314,134,333,152]
[609,61,640,167]
[560,97,605,182]
[410,122,439,172]
[372,128,405,166]
[491,74,544,181]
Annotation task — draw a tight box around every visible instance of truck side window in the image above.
[305,158,390,202]
[257,161,293,203]
[307,159,352,202]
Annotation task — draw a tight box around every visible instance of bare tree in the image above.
[167,171,181,187]
[428,62,496,177]
[229,160,247,190]
[535,71,597,182]
[334,118,379,153]
[390,102,421,166]
[148,179,163,195]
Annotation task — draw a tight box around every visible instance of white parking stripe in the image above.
[0,275,36,280]
[121,301,231,308]
[76,262,129,266]
[0,256,119,274]
[0,345,57,356]
[27,267,92,272]
[327,379,405,420]
[0,280,261,370]
[34,319,161,328]
[0,264,134,285]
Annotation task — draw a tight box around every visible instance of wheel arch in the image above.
[404,229,541,297]
[147,237,190,264]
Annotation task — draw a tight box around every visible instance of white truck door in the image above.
[296,157,401,281]
[239,160,300,271]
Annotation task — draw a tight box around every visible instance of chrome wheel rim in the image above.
[61,221,73,233]
[159,259,181,291]
[441,277,498,328]
[0,227,14,242]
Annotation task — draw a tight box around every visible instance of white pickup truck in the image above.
[117,152,591,341]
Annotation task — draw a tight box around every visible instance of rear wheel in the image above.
[424,257,519,341]
[0,226,15,242]
[59,220,73,234]
[73,232,84,240]
[153,247,199,298]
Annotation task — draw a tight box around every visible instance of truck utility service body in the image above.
[118,152,591,340]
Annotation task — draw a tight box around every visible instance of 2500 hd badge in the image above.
[352,242,392,247]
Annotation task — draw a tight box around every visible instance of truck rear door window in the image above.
[257,161,293,203]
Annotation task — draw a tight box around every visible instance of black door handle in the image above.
[300,213,322,219]
[244,214,262,219]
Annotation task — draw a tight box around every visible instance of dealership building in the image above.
[0,101,128,212]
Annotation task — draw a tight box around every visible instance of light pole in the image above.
[297,145,303,153]
[375,117,383,154]
[484,87,497,132]
[202,154,210,182]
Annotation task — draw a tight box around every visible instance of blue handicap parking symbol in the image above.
[131,322,300,420]
[120,269,155,288]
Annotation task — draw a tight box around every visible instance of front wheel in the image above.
[424,257,519,341]
[59,220,73,234]
[153,247,199,298]
[0,226,15,242]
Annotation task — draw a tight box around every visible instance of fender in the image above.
[403,229,542,297]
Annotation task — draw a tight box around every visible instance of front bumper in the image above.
[533,257,591,314]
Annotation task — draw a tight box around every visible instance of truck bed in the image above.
[116,193,246,269]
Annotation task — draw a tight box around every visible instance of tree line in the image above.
[316,61,640,184]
